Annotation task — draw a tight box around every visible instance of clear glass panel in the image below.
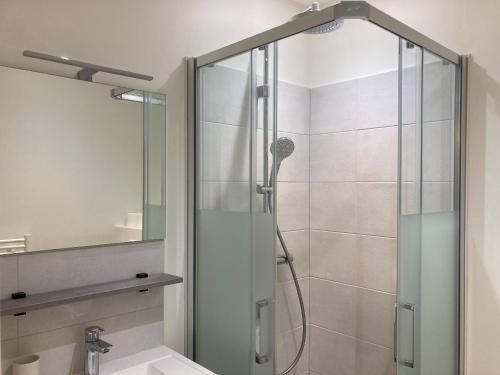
[419,50,458,375]
[143,92,166,240]
[195,46,276,375]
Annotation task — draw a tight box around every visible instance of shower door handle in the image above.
[399,302,416,368]
[393,303,397,363]
[255,299,270,364]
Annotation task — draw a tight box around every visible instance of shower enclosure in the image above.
[187,2,467,375]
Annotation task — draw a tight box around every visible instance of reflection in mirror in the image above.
[0,66,166,253]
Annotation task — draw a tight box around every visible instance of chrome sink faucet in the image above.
[85,326,112,375]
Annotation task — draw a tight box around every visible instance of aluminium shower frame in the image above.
[186,1,469,373]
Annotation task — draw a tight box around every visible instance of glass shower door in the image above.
[195,45,277,375]
[397,39,460,375]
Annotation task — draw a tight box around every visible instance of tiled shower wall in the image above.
[275,71,399,375]
[307,72,398,375]
[275,81,311,375]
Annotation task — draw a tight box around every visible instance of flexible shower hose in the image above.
[276,225,307,375]
[267,193,307,375]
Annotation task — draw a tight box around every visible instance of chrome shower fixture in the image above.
[270,137,295,174]
[291,2,344,34]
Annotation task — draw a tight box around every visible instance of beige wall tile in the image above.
[310,183,356,233]
[357,71,398,130]
[310,80,358,134]
[309,325,355,375]
[310,231,357,285]
[276,326,309,375]
[356,127,397,182]
[17,289,162,337]
[309,325,395,375]
[278,183,309,231]
[310,278,395,348]
[310,133,356,182]
[356,183,397,237]
[354,337,396,375]
[277,81,310,135]
[277,230,309,283]
[276,278,309,334]
[310,231,396,293]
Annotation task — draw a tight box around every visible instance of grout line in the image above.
[202,119,310,137]
[308,118,452,137]
[310,229,396,240]
[309,181,397,184]
[309,323,394,351]
[310,123,399,136]
[280,229,309,234]
[309,276,396,296]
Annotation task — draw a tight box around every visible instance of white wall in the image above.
[461,1,500,374]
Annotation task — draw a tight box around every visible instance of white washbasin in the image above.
[100,346,216,375]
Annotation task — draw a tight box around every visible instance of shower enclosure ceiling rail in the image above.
[196,1,460,67]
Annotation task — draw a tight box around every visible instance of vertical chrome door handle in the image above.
[393,303,398,363]
[256,299,270,364]
[400,302,416,368]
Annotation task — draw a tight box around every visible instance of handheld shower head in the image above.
[271,137,295,164]
[270,137,295,178]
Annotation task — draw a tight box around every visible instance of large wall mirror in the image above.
[0,66,166,254]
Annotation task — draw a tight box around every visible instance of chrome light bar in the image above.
[23,50,154,82]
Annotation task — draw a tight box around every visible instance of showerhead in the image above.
[269,137,295,183]
[271,137,295,165]
[292,2,344,34]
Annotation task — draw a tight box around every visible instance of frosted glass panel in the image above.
[196,52,253,375]
[398,39,422,374]
[419,50,458,375]
[420,212,458,375]
[196,210,253,375]
[195,48,276,375]
[397,41,459,375]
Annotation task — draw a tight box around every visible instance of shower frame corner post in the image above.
[186,56,197,361]
[458,54,470,375]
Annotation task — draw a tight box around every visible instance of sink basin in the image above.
[100,346,216,375]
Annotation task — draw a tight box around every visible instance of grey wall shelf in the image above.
[1,273,182,316]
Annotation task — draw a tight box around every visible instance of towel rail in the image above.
[0,234,31,254]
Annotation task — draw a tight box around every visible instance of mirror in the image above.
[0,66,166,253]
